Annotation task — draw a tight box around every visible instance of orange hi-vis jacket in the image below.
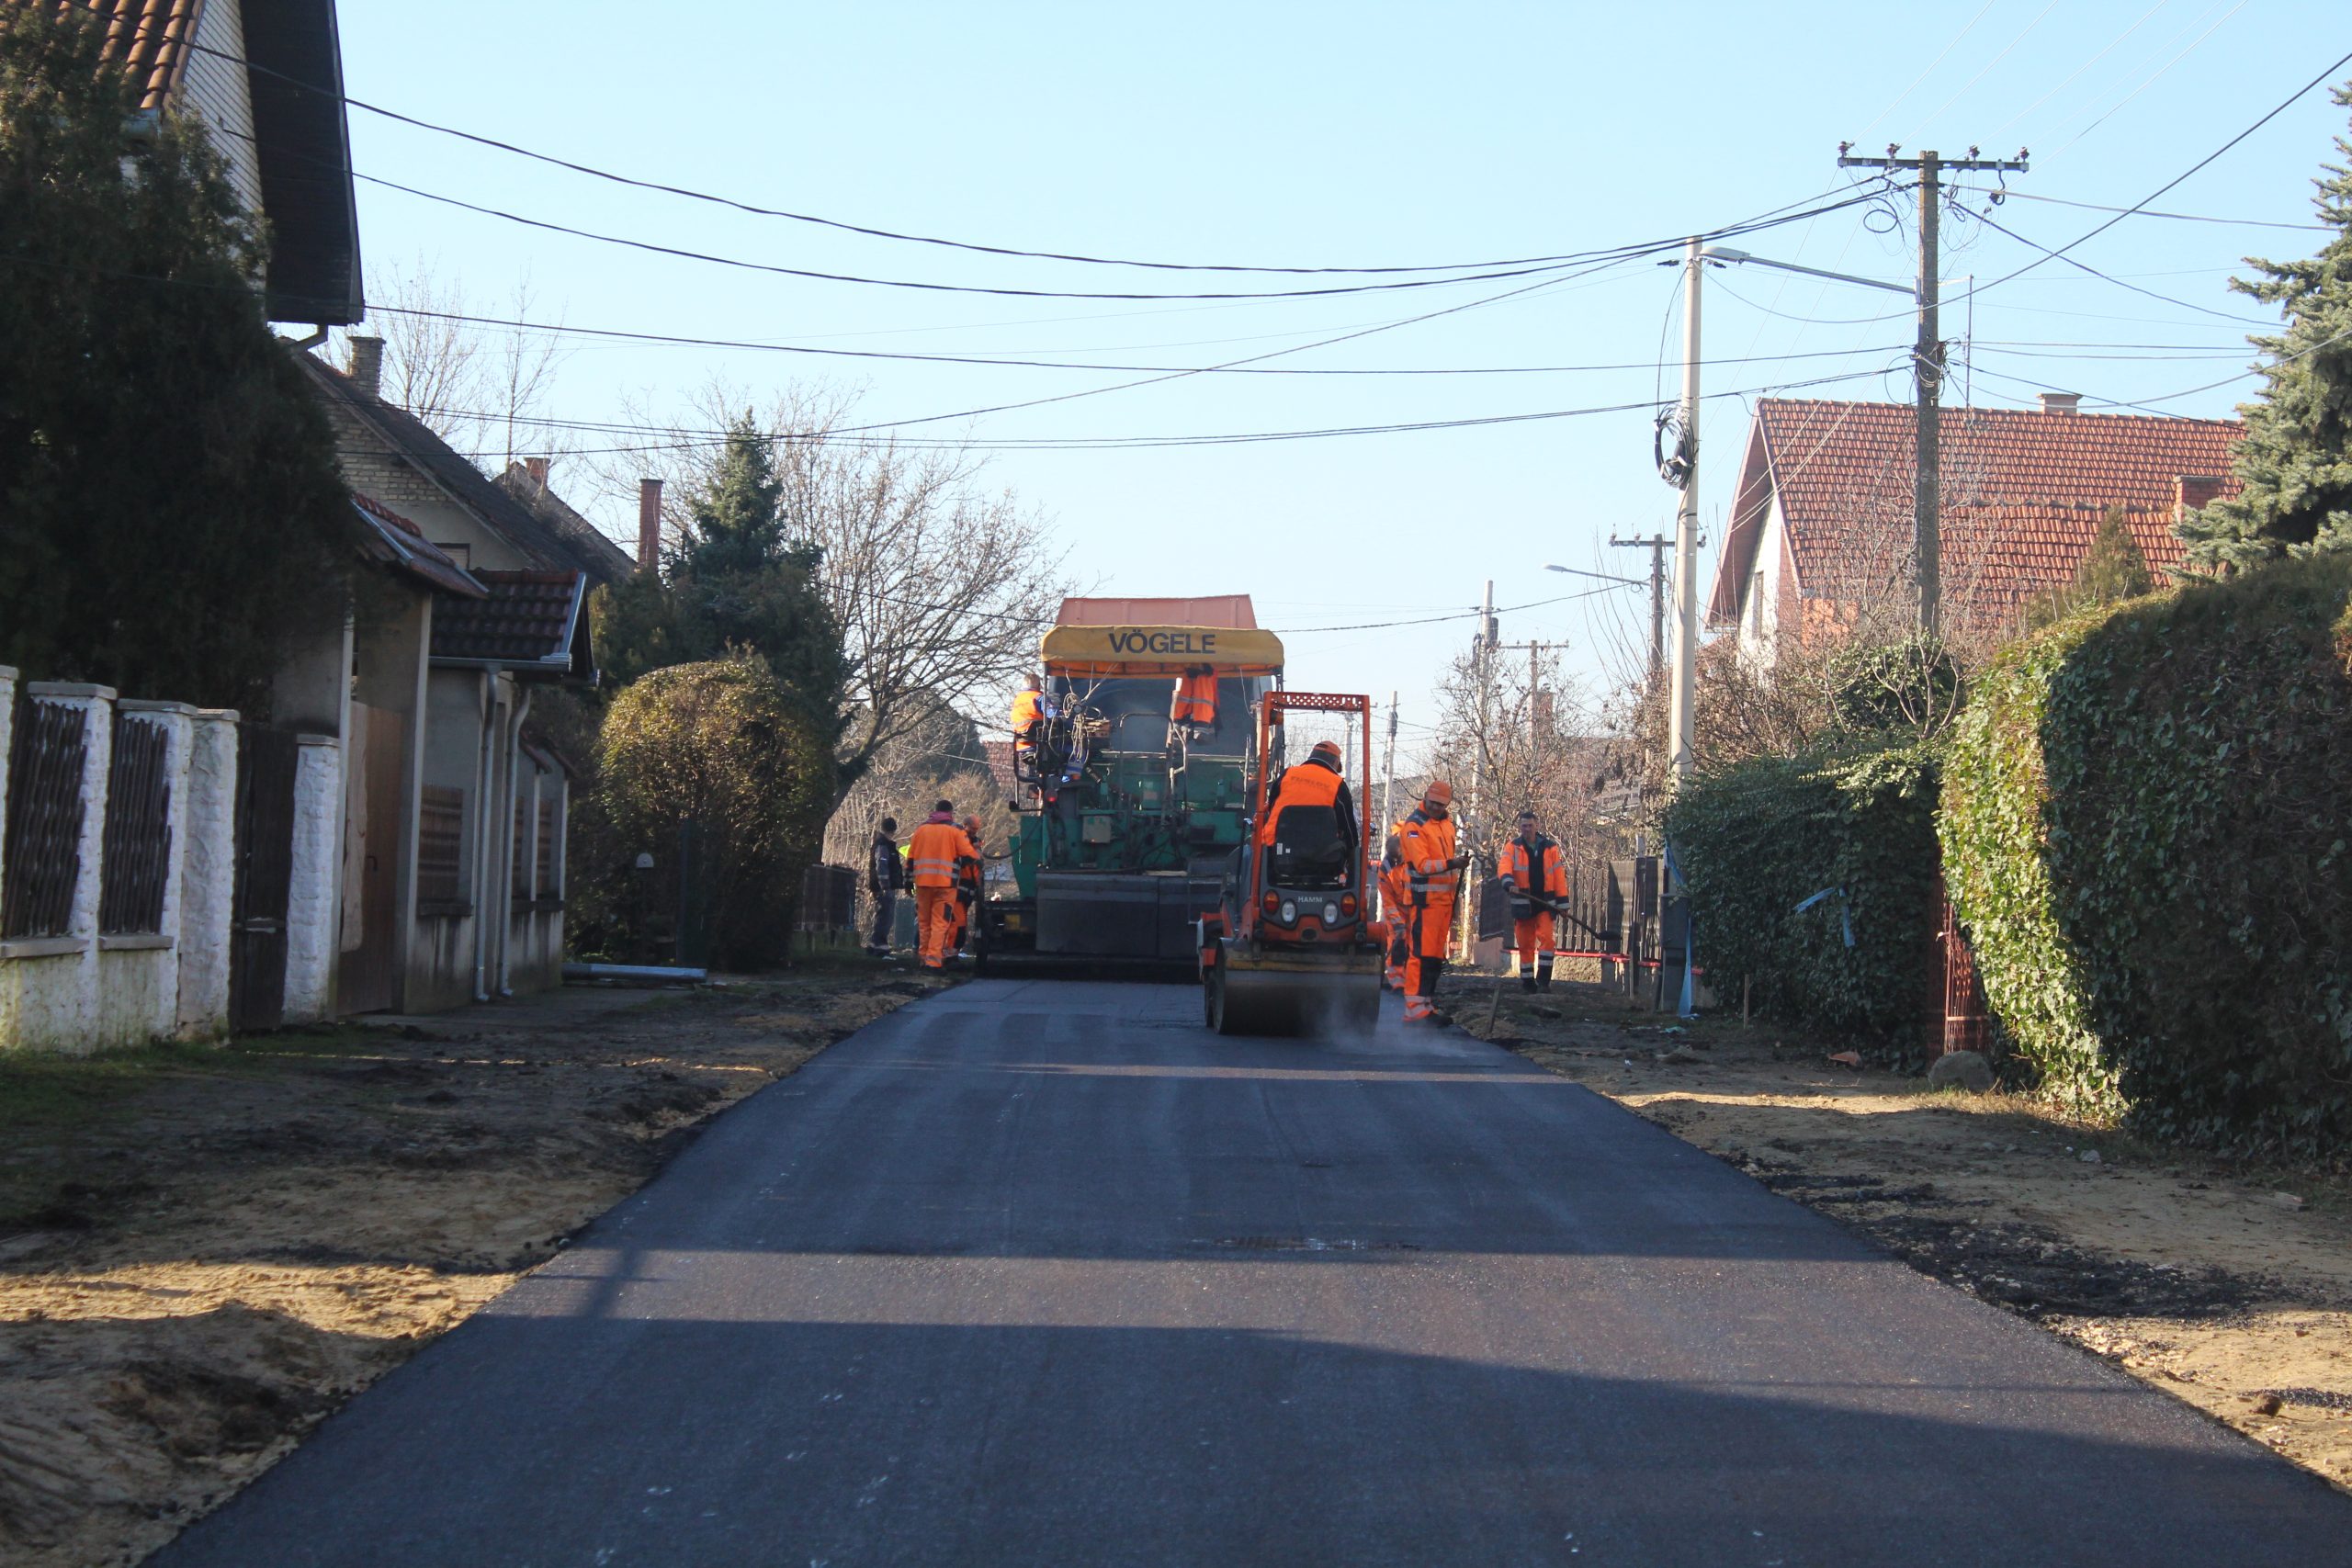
[1380,828,1411,918]
[1499,835,1567,904]
[1011,687,1043,736]
[1395,809,1459,908]
[909,817,978,889]
[1171,671,1216,726]
[1255,756,1347,847]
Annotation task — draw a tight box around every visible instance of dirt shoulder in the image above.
[1458,983,2352,1491]
[0,963,945,1568]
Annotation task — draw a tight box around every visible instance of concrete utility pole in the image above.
[1378,692,1398,838]
[1667,237,1702,792]
[1459,581,1497,961]
[1835,143,2028,634]
[1610,534,1672,680]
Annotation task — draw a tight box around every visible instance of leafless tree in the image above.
[601,381,1075,811]
[337,259,572,468]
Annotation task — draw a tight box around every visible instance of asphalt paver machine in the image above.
[976,596,1282,968]
[1196,691,1384,1035]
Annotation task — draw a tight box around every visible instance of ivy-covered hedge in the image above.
[1667,739,1943,1044]
[1940,556,2352,1156]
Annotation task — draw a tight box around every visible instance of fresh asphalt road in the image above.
[159,979,2352,1567]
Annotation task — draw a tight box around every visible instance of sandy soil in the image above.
[1458,982,2352,1491]
[0,965,944,1568]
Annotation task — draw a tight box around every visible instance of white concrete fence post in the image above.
[176,710,240,1039]
[0,666,14,919]
[282,732,343,1024]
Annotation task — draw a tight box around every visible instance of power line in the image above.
[1998,189,2330,231]
[1955,201,2275,325]
[362,301,1908,378]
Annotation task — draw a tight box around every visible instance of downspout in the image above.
[471,670,497,1002]
[496,686,534,996]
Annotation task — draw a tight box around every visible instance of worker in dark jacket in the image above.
[866,817,906,956]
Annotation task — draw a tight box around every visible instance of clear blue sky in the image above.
[334,0,2349,766]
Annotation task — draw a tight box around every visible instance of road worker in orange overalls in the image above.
[1499,808,1569,992]
[1379,828,1412,991]
[1010,673,1046,783]
[1395,782,1468,1022]
[909,800,978,972]
[1170,666,1217,730]
[950,813,985,958]
[1254,739,1357,859]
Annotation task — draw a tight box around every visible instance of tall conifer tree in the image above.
[2180,85,2352,570]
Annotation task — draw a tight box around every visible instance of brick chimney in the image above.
[346,334,384,399]
[2038,391,2081,414]
[637,479,663,573]
[524,456,550,491]
[2176,474,2228,519]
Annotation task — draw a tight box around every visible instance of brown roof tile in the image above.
[431,570,591,677]
[351,492,487,600]
[8,0,203,110]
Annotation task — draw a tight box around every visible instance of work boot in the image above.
[1520,974,1537,993]
[1538,975,1554,991]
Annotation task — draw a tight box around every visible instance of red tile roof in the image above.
[982,740,1017,796]
[1708,400,2240,630]
[1946,503,2186,623]
[10,0,200,110]
[431,570,591,676]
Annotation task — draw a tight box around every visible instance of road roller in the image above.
[1197,691,1384,1036]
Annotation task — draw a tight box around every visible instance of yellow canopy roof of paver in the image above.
[1043,594,1282,677]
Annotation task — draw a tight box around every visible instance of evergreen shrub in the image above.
[1940,556,2352,1154]
[1666,738,1943,1044]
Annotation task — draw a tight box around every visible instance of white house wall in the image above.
[1738,492,1790,672]
[182,0,265,218]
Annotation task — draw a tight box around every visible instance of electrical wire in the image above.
[1998,189,2330,231]
[362,302,1909,378]
[1955,201,2275,325]
[1991,0,2171,137]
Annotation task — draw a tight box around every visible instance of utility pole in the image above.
[1667,236,1702,792]
[1378,692,1398,838]
[1836,142,2028,634]
[1459,581,1496,962]
[1611,534,1671,680]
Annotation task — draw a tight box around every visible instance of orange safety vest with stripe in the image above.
[1395,809,1458,907]
[1011,688,1043,736]
[1380,828,1411,916]
[1499,835,1567,901]
[1171,671,1216,726]
[1255,756,1345,847]
[909,818,977,889]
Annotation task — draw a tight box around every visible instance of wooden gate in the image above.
[337,706,404,1014]
[229,724,300,1032]
[1931,885,1993,1057]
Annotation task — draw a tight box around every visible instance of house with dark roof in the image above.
[6,0,366,324]
[280,340,628,1014]
[1704,394,2240,667]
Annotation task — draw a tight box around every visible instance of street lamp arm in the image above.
[1544,563,1646,587]
[1701,246,1915,299]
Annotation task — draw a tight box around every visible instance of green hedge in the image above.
[1941,556,2352,1155]
[1667,739,1943,1044]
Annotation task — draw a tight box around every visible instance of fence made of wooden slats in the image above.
[798,863,856,932]
[2,697,89,940]
[229,724,300,1033]
[99,712,173,935]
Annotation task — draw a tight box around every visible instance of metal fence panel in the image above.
[2,697,89,940]
[99,713,173,935]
